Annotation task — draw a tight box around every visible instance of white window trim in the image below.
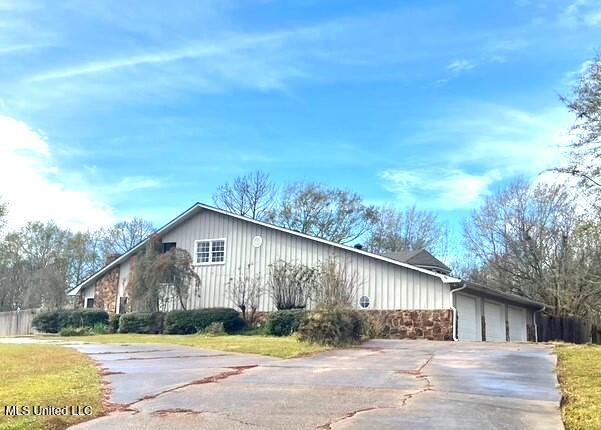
[193,238,226,266]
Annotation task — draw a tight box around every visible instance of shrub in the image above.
[265,309,307,336]
[202,322,225,335]
[32,309,109,333]
[33,311,62,333]
[312,258,360,309]
[268,261,317,310]
[164,308,244,334]
[92,323,109,335]
[363,313,389,339]
[63,309,109,328]
[298,308,365,346]
[118,312,165,334]
[59,326,93,336]
[108,314,121,333]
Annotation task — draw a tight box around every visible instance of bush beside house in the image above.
[265,309,307,336]
[298,308,365,346]
[33,309,109,333]
[118,312,165,334]
[164,308,245,334]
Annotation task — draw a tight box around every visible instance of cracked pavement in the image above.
[62,340,563,430]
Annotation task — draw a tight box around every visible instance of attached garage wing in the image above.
[452,283,543,343]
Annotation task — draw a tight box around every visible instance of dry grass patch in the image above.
[556,344,601,430]
[0,344,103,430]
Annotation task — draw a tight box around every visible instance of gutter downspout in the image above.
[533,305,545,343]
[450,283,468,341]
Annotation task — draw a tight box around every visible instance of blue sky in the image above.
[1,0,600,255]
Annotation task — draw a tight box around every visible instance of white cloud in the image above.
[378,105,573,210]
[447,59,475,73]
[380,168,500,210]
[564,59,593,86]
[0,115,116,230]
[27,31,290,83]
[561,0,601,27]
[111,177,163,193]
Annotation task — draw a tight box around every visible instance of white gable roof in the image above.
[69,202,460,295]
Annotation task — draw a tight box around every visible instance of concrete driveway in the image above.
[66,340,563,430]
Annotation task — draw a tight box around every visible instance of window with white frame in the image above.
[195,239,226,264]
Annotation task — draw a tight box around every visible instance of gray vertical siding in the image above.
[149,209,451,311]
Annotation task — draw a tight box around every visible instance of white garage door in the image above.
[456,294,479,341]
[484,301,506,342]
[508,306,527,342]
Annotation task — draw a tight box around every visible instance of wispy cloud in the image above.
[380,168,500,210]
[111,176,163,193]
[378,105,572,210]
[447,59,475,73]
[27,32,291,83]
[561,0,601,27]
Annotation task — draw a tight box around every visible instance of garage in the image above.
[484,300,506,341]
[508,306,527,342]
[452,282,544,343]
[456,294,479,341]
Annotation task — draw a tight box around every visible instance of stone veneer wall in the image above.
[254,309,453,341]
[94,267,120,314]
[365,309,453,341]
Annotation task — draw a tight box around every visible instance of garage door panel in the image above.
[508,306,527,342]
[456,294,479,341]
[484,301,506,342]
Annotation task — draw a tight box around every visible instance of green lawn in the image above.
[39,333,330,359]
[0,344,103,430]
[556,344,601,430]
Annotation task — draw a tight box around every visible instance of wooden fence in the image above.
[535,314,597,344]
[0,308,40,336]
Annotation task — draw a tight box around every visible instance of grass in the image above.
[556,344,601,430]
[37,333,330,359]
[0,344,103,430]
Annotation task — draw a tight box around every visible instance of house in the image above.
[69,202,545,342]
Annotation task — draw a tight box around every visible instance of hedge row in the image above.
[32,309,109,333]
[33,307,245,335]
[164,308,244,334]
[34,307,366,346]
[119,312,165,334]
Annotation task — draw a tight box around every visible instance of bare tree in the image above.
[464,178,601,318]
[227,264,264,324]
[312,257,361,309]
[0,197,7,234]
[128,238,198,312]
[558,55,601,193]
[66,231,104,287]
[268,260,317,310]
[272,182,377,244]
[102,218,155,256]
[155,247,199,310]
[213,171,276,220]
[0,233,27,311]
[366,205,448,256]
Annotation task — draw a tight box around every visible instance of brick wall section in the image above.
[94,267,120,314]
[365,309,453,341]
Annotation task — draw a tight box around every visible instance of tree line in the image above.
[0,217,154,311]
